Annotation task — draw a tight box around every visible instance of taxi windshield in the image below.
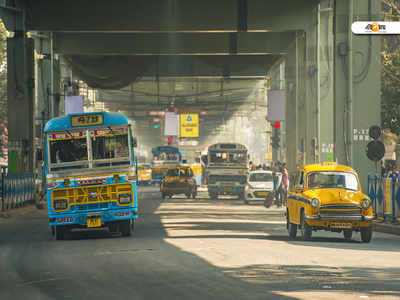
[307,171,358,191]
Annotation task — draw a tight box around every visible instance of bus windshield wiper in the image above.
[66,130,74,139]
[108,126,115,134]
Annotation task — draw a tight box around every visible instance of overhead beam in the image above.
[28,0,315,32]
[53,32,295,55]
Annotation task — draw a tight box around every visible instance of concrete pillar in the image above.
[334,0,381,191]
[319,0,335,163]
[34,34,51,139]
[7,27,35,174]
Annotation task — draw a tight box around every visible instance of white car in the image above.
[244,170,274,204]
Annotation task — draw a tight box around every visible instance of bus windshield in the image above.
[91,133,130,167]
[209,151,247,164]
[48,128,131,171]
[49,138,88,164]
[153,152,179,163]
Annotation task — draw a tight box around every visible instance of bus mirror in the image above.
[132,137,137,148]
[36,149,43,161]
[201,155,207,165]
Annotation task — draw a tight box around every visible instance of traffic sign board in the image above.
[180,113,199,137]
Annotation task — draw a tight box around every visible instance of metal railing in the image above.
[368,175,400,222]
[1,171,35,211]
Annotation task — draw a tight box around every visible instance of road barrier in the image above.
[368,175,400,222]
[1,171,35,211]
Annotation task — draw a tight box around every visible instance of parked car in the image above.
[286,162,374,242]
[161,165,197,199]
[137,163,152,185]
[244,170,274,204]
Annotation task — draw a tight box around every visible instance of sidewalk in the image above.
[373,219,400,236]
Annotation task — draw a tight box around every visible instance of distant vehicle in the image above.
[203,143,248,200]
[244,170,274,204]
[137,163,152,185]
[151,146,182,185]
[43,112,138,240]
[287,162,374,242]
[160,165,197,199]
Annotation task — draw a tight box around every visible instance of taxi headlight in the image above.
[53,199,68,210]
[118,193,132,204]
[361,198,371,209]
[311,198,320,208]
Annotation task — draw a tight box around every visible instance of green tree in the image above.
[382,0,400,169]
[0,21,7,162]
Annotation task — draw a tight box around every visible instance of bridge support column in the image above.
[6,15,35,174]
[334,0,381,190]
[285,32,307,173]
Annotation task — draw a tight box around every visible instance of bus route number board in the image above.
[71,114,104,127]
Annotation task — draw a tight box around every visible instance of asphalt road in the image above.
[1,186,400,300]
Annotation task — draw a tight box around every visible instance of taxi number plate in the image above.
[330,223,352,229]
[258,192,268,196]
[87,217,102,228]
[224,187,232,191]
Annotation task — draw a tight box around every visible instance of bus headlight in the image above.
[53,199,68,210]
[311,198,320,208]
[361,198,371,209]
[118,194,132,204]
[47,181,58,189]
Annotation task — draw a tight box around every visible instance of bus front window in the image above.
[92,134,130,165]
[49,138,88,164]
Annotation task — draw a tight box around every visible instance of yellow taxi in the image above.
[137,163,152,185]
[161,165,197,199]
[287,162,374,242]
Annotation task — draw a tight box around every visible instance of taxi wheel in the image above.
[300,211,312,241]
[287,212,297,240]
[120,220,131,237]
[343,229,353,240]
[360,226,372,243]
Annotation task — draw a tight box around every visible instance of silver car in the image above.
[244,170,274,204]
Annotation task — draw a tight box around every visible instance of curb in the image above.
[373,221,400,236]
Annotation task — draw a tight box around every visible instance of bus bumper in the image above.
[49,207,138,227]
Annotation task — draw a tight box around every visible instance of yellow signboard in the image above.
[180,114,199,137]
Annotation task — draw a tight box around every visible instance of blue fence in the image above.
[1,172,35,211]
[368,175,400,222]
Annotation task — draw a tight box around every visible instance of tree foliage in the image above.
[382,0,400,136]
[0,21,7,161]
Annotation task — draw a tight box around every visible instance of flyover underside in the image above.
[0,0,382,191]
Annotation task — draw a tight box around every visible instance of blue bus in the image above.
[43,112,138,240]
[151,146,182,184]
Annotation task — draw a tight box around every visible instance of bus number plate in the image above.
[87,217,102,228]
[71,114,104,127]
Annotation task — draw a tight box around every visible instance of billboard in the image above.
[180,113,199,138]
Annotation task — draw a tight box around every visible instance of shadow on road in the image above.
[0,186,399,300]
